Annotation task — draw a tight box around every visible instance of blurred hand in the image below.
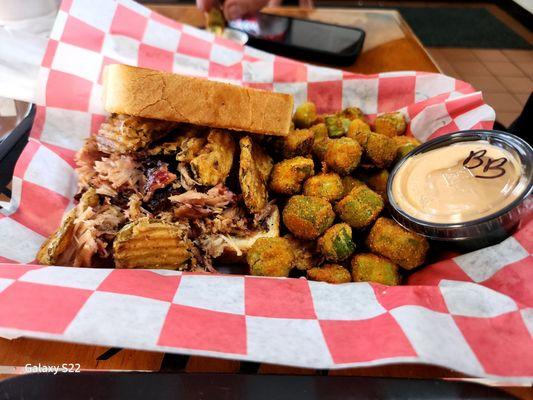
[197,0,314,21]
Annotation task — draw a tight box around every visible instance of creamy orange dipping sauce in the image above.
[392,141,527,223]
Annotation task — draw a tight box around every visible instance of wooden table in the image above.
[0,6,528,399]
[150,5,440,74]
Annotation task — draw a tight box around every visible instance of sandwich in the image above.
[37,64,293,271]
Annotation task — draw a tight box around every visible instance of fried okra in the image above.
[317,223,356,262]
[293,102,318,128]
[311,123,329,160]
[285,235,317,271]
[282,128,314,158]
[270,156,315,195]
[340,107,365,121]
[347,119,371,140]
[392,136,421,160]
[365,132,397,168]
[283,195,335,240]
[325,116,350,138]
[324,137,362,175]
[351,253,401,285]
[303,173,344,201]
[366,217,429,270]
[239,136,273,213]
[341,176,365,197]
[374,112,407,137]
[336,185,384,229]
[247,237,295,277]
[307,264,351,284]
[349,127,396,169]
[365,169,389,200]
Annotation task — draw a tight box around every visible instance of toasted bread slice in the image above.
[103,64,293,136]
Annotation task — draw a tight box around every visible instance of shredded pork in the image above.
[92,155,145,197]
[170,184,235,218]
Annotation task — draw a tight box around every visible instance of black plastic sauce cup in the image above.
[387,130,533,251]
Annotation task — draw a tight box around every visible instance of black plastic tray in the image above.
[0,104,35,194]
[0,372,515,400]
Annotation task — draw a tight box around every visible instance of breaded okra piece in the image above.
[303,172,344,201]
[324,137,362,175]
[247,237,295,277]
[269,156,314,195]
[311,123,330,160]
[317,223,356,262]
[307,264,352,284]
[351,253,401,285]
[293,102,317,128]
[346,119,371,141]
[285,235,317,271]
[374,112,407,137]
[364,169,389,200]
[341,176,366,197]
[336,185,384,229]
[281,128,314,158]
[366,217,429,270]
[325,116,350,138]
[282,195,335,240]
[340,106,365,121]
[349,126,396,169]
[391,136,421,161]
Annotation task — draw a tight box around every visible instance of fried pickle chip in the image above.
[114,217,192,269]
[239,136,274,213]
[37,189,100,266]
[190,129,236,186]
[147,131,186,156]
[96,114,177,154]
[37,209,76,266]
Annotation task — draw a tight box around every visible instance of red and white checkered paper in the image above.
[0,0,531,379]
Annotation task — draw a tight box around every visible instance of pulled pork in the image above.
[92,155,145,197]
[143,160,177,201]
[75,137,103,190]
[170,184,235,218]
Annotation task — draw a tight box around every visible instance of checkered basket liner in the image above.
[0,0,531,378]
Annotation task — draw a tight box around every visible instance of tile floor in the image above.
[337,1,533,127]
[427,47,532,127]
